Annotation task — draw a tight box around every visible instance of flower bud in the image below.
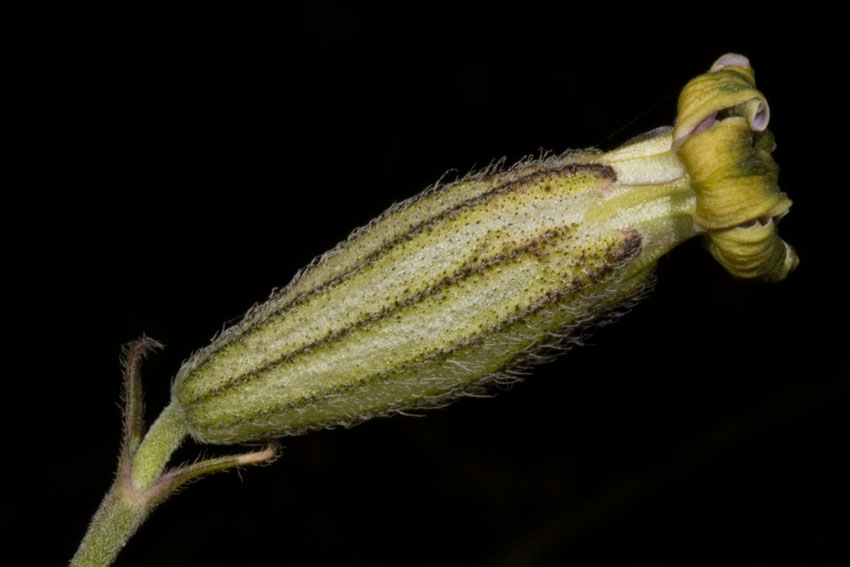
[169,54,794,444]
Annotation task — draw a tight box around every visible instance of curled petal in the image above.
[674,53,796,282]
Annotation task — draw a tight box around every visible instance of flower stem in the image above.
[70,478,156,567]
[129,403,187,490]
[71,345,277,567]
[71,404,187,567]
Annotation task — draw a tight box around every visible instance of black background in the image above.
[8,3,847,566]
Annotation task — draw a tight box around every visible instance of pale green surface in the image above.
[174,132,699,444]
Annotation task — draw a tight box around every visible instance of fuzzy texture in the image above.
[172,135,696,444]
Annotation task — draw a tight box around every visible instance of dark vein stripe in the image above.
[194,231,643,428]
[183,221,582,404]
[184,163,616,379]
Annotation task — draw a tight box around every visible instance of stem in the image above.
[70,477,158,567]
[71,343,279,567]
[71,405,187,567]
[130,403,186,490]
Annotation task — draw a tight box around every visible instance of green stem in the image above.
[71,338,279,567]
[130,403,187,490]
[70,480,154,567]
[71,404,187,567]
